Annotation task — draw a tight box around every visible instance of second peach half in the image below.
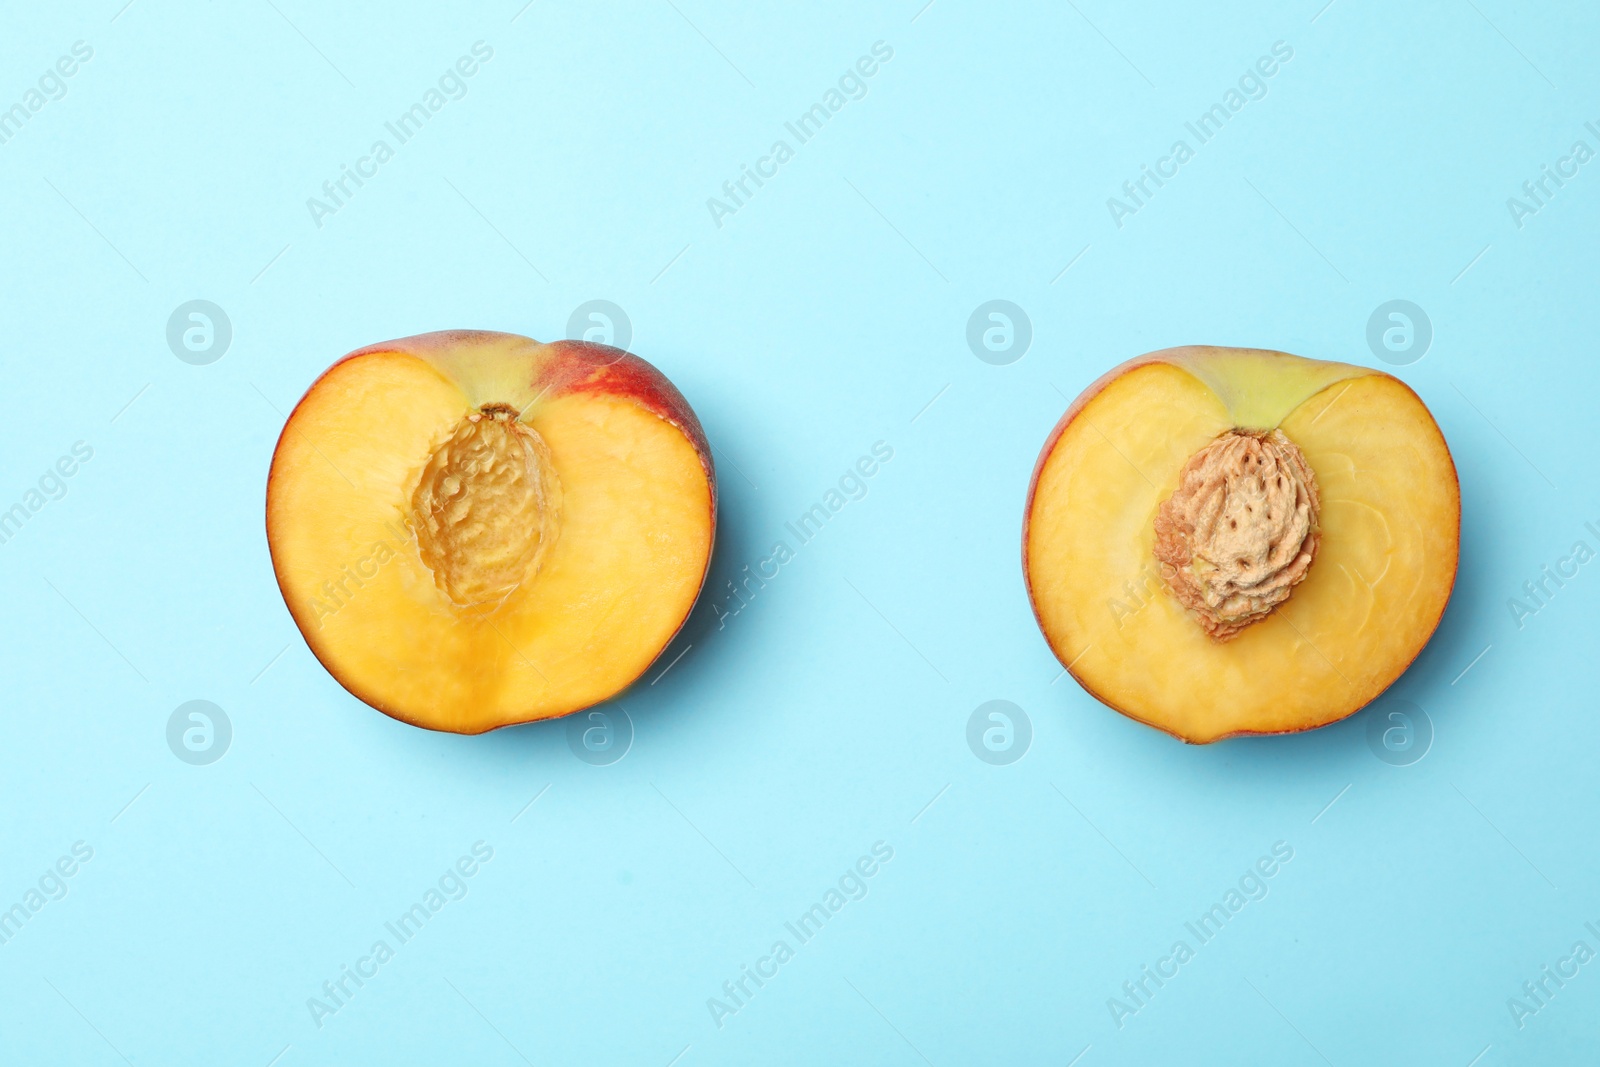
[1023,346,1459,743]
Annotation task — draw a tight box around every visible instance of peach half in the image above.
[266,331,716,733]
[1023,346,1458,743]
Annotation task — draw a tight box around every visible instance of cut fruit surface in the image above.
[1023,346,1458,743]
[266,331,716,733]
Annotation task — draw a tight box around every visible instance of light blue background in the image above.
[2,0,1597,1063]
